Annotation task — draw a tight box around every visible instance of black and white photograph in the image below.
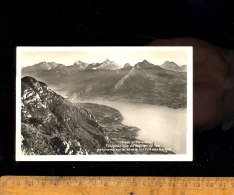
[16,47,193,161]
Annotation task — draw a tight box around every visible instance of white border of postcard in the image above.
[16,46,193,161]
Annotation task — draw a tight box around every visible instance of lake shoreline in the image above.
[48,86,186,109]
[76,102,175,155]
[73,99,186,154]
[48,86,186,154]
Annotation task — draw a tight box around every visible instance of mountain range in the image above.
[22,61,65,76]
[22,59,122,76]
[22,59,187,108]
[22,59,186,76]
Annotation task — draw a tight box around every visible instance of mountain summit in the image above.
[134,59,162,70]
[87,59,121,70]
[161,61,187,72]
[123,63,132,69]
[73,60,89,70]
[104,59,111,63]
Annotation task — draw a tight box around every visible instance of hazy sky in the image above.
[19,47,189,67]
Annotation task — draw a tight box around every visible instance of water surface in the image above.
[74,99,187,154]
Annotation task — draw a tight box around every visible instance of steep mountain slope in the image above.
[111,60,187,107]
[63,69,130,101]
[21,76,107,155]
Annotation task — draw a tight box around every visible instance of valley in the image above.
[29,60,187,109]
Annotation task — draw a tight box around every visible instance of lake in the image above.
[72,99,187,154]
[49,84,187,154]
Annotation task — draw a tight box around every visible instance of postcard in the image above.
[16,46,193,161]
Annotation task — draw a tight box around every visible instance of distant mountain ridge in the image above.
[86,59,121,70]
[22,59,122,76]
[123,63,132,69]
[22,61,65,76]
[73,60,89,70]
[21,59,187,108]
[22,59,187,77]
[25,60,187,109]
[135,59,163,70]
[180,65,187,72]
[161,61,187,72]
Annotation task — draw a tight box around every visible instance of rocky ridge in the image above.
[21,76,107,155]
[73,60,89,70]
[86,59,121,70]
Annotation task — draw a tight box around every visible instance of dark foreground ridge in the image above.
[21,76,174,155]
